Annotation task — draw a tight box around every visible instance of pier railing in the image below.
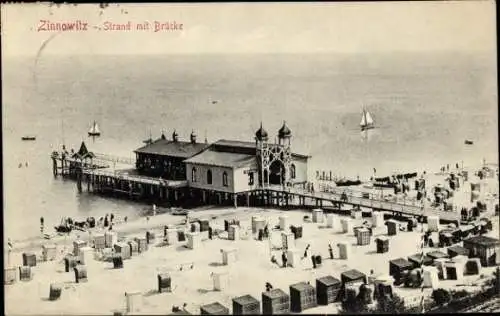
[265,184,459,221]
[57,156,110,169]
[83,168,187,188]
[93,153,135,165]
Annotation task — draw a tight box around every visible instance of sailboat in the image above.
[88,121,101,137]
[360,108,375,131]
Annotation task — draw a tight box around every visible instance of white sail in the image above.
[365,111,374,125]
[360,111,367,126]
[89,121,100,134]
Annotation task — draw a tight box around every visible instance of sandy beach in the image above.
[5,182,499,315]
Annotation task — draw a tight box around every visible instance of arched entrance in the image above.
[269,160,284,185]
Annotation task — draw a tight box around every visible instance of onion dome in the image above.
[255,122,268,141]
[278,121,292,138]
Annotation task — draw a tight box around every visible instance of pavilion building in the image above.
[133,122,310,205]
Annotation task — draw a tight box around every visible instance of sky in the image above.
[1,2,496,57]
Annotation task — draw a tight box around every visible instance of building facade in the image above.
[132,122,309,205]
[185,122,309,193]
[134,131,209,180]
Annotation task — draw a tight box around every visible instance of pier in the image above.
[80,168,188,204]
[70,168,459,223]
[263,185,460,222]
[50,129,462,223]
[51,152,110,177]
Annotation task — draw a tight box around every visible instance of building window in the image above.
[191,167,197,182]
[248,172,254,185]
[222,171,228,187]
[207,169,212,185]
[291,164,296,179]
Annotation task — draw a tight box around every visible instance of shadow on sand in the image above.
[110,308,126,315]
[197,288,214,294]
[155,241,170,248]
[143,289,160,297]
[317,225,332,229]
[176,245,191,252]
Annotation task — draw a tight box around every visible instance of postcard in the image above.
[2,2,498,314]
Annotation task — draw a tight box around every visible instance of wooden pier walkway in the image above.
[265,185,460,222]
[82,168,187,188]
[93,153,135,166]
[51,150,459,222]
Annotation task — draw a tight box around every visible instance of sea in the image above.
[3,52,498,242]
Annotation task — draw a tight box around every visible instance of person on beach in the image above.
[153,204,157,216]
[265,282,273,291]
[208,226,213,240]
[40,217,45,234]
[423,233,429,247]
[311,255,317,269]
[104,215,109,227]
[124,216,128,223]
[110,213,114,223]
[328,244,334,259]
[281,251,288,268]
[302,244,310,259]
[146,216,150,224]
